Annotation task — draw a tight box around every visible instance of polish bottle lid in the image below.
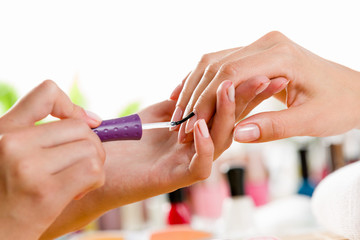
[226,167,245,197]
[299,147,309,180]
[168,188,185,203]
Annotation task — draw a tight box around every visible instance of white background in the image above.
[1,0,359,118]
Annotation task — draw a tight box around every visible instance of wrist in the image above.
[0,218,41,240]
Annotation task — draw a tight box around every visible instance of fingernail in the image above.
[185,110,197,134]
[85,110,102,123]
[227,84,235,102]
[234,123,260,142]
[255,81,271,95]
[170,83,182,100]
[275,79,290,94]
[170,107,183,131]
[197,119,209,138]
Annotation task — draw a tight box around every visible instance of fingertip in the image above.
[195,119,210,138]
[85,110,102,128]
[169,83,182,101]
[184,110,198,134]
[233,123,260,143]
[170,106,183,132]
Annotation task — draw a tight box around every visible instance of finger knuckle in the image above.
[31,182,53,201]
[193,166,212,181]
[198,53,215,66]
[219,62,238,78]
[263,31,287,42]
[11,160,37,187]
[73,119,90,133]
[40,79,59,94]
[273,41,296,55]
[0,134,18,156]
[205,62,221,76]
[268,117,286,140]
[89,157,103,175]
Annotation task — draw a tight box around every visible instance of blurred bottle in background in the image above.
[244,145,270,207]
[98,208,121,230]
[220,166,255,238]
[167,188,191,225]
[297,146,315,197]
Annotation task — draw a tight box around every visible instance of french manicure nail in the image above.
[197,119,209,138]
[185,111,197,134]
[227,84,235,102]
[85,110,102,122]
[275,79,290,94]
[234,123,260,142]
[170,83,182,100]
[170,107,183,131]
[255,81,271,95]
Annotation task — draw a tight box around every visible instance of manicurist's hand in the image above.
[173,31,360,143]
[0,80,105,240]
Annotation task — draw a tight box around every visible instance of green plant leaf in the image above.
[69,78,86,107]
[0,82,18,115]
[118,101,141,117]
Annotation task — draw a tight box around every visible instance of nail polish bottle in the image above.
[329,143,345,172]
[297,147,315,197]
[167,188,191,225]
[221,167,255,237]
[244,147,269,207]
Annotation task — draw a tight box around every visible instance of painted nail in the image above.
[227,83,235,102]
[185,110,197,134]
[255,81,271,95]
[170,107,183,131]
[234,123,260,142]
[170,83,182,100]
[197,119,209,138]
[85,110,102,122]
[275,79,290,94]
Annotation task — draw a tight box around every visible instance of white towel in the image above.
[311,161,360,240]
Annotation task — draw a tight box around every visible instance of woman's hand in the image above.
[0,80,105,239]
[173,31,360,143]
[42,75,275,239]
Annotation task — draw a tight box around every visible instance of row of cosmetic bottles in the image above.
[81,129,360,238]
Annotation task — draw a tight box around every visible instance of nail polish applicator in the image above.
[92,112,195,142]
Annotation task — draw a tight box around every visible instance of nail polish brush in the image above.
[93,112,195,142]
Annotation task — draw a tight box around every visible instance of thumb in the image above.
[233,105,315,143]
[2,80,101,130]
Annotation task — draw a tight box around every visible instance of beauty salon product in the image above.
[329,143,345,171]
[119,201,146,230]
[244,147,269,206]
[221,167,255,237]
[167,188,191,225]
[93,112,194,142]
[98,208,121,230]
[297,147,315,197]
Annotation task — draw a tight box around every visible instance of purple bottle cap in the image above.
[93,114,143,142]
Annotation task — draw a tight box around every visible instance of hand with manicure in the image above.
[171,31,360,143]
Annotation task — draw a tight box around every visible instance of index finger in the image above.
[3,80,100,129]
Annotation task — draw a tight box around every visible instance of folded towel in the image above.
[312,161,360,240]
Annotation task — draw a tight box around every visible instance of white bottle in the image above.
[220,167,255,238]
